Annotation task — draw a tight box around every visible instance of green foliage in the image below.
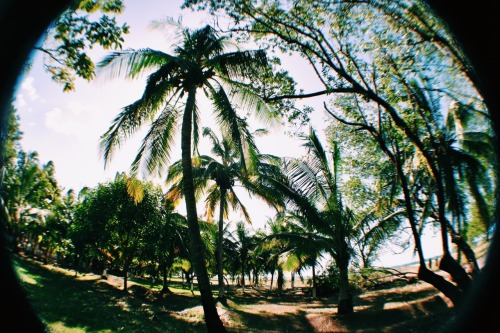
[34,0,129,91]
[312,262,340,297]
[0,103,22,169]
[70,173,165,277]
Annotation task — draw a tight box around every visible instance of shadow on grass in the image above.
[353,280,442,312]
[304,295,455,333]
[14,256,455,333]
[223,306,315,333]
[219,282,454,332]
[14,256,206,333]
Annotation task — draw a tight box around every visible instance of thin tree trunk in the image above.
[181,87,227,333]
[270,270,275,291]
[446,220,480,276]
[361,126,465,307]
[311,261,316,298]
[217,189,225,299]
[123,268,129,293]
[241,259,246,293]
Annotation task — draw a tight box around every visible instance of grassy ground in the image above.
[14,255,457,333]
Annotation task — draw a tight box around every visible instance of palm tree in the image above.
[166,126,282,299]
[98,22,274,331]
[3,151,59,253]
[267,211,326,298]
[225,221,258,293]
[141,196,190,294]
[264,127,405,314]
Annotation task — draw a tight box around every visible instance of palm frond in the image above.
[130,104,181,177]
[227,188,252,224]
[97,48,174,80]
[229,80,281,127]
[210,49,268,80]
[204,187,221,223]
[99,100,149,167]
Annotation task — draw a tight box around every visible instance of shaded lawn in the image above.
[15,256,204,333]
[14,255,456,333]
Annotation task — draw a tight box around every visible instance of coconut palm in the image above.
[166,126,283,299]
[263,127,405,314]
[98,22,275,331]
[259,127,355,313]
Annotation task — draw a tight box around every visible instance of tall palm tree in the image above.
[166,126,282,299]
[261,127,356,313]
[97,22,274,332]
[264,127,405,314]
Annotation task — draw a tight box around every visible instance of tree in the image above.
[2,150,61,253]
[141,197,190,294]
[184,0,491,306]
[98,21,276,331]
[224,221,259,293]
[32,0,129,92]
[265,127,406,312]
[0,104,22,226]
[261,128,355,312]
[166,126,282,299]
[71,173,164,292]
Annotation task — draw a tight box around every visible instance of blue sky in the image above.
[13,0,323,226]
[12,0,442,267]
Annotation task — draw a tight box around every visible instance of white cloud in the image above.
[45,101,104,143]
[15,94,27,108]
[20,77,39,101]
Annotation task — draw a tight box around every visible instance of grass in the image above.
[14,255,457,333]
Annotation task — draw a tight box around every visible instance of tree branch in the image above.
[264,87,359,102]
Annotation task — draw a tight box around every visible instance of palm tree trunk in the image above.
[241,259,246,293]
[181,87,227,333]
[336,252,353,315]
[270,270,275,291]
[311,259,317,298]
[277,267,284,296]
[161,264,171,294]
[217,189,226,299]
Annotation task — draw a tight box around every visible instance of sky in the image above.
[11,0,442,267]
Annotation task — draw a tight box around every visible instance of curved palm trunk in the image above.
[448,229,480,276]
[217,188,226,299]
[375,134,465,306]
[181,87,227,333]
[396,151,465,305]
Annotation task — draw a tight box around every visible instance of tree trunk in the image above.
[241,259,246,293]
[439,252,471,292]
[336,254,353,315]
[161,264,171,294]
[269,270,275,291]
[123,272,129,293]
[418,265,463,307]
[277,268,284,296]
[181,87,227,333]
[217,189,225,299]
[446,221,480,276]
[311,261,317,298]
